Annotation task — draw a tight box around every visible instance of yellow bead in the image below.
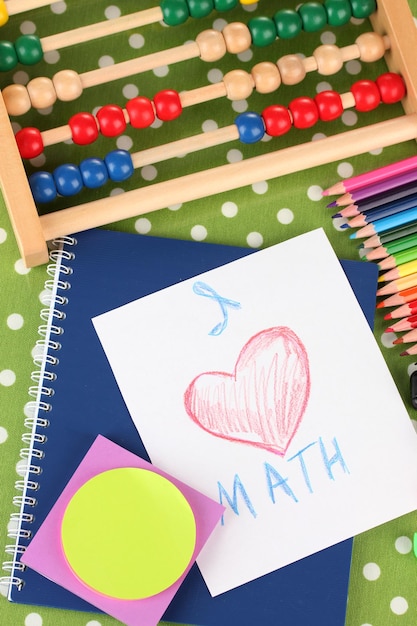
[53,69,83,102]
[313,45,344,76]
[251,62,281,94]
[2,84,31,116]
[223,70,254,100]
[0,0,9,26]
[276,54,306,86]
[196,29,227,62]
[355,32,387,63]
[222,22,252,55]
[27,77,57,110]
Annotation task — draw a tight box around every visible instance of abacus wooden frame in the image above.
[1,0,417,267]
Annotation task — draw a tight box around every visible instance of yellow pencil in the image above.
[377,272,417,297]
[378,258,417,283]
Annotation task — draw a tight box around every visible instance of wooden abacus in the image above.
[1,0,417,267]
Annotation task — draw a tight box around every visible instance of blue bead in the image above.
[104,149,134,182]
[80,157,109,189]
[29,171,57,204]
[53,163,83,197]
[235,112,265,144]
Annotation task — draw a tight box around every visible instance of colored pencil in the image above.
[379,258,417,283]
[384,298,417,320]
[329,170,417,207]
[377,285,417,308]
[386,313,417,333]
[360,222,417,248]
[343,194,417,228]
[365,234,417,261]
[393,328,417,345]
[323,155,417,196]
[350,206,417,239]
[376,243,417,267]
[333,181,417,217]
[377,271,417,297]
[400,344,417,356]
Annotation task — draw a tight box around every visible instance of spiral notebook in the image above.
[3,228,379,625]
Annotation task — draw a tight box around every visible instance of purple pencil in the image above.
[328,169,417,207]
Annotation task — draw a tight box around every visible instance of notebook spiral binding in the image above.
[0,236,76,597]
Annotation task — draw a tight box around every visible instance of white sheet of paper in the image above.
[93,229,417,597]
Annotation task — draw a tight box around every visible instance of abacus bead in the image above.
[96,104,127,137]
[104,150,134,182]
[324,0,352,26]
[0,0,9,26]
[0,41,18,72]
[54,164,83,197]
[27,76,57,109]
[153,89,182,121]
[214,0,238,10]
[79,157,109,189]
[350,0,376,18]
[235,112,265,144]
[53,69,83,101]
[15,35,43,65]
[273,9,302,39]
[160,0,189,26]
[248,17,277,47]
[351,79,380,112]
[298,2,328,32]
[2,84,31,116]
[262,105,292,136]
[355,32,386,63]
[314,90,343,121]
[376,73,406,104]
[15,127,44,159]
[251,62,281,94]
[289,97,319,129]
[222,22,252,54]
[223,70,254,100]
[313,44,343,76]
[277,54,306,86]
[126,96,155,128]
[69,112,99,145]
[187,0,214,18]
[29,171,57,204]
[196,29,227,62]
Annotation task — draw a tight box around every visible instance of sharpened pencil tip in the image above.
[340,223,349,229]
[322,190,329,196]
[327,201,337,208]
[384,313,393,320]
[385,327,393,332]
[332,213,342,219]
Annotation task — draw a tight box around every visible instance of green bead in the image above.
[350,0,376,18]
[273,9,302,39]
[298,2,328,32]
[187,0,214,18]
[0,40,18,72]
[214,0,238,10]
[324,0,352,26]
[248,16,277,47]
[14,35,43,66]
[160,0,189,26]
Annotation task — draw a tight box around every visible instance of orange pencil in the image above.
[376,285,417,308]
[385,313,417,333]
[377,272,417,297]
[393,328,417,345]
[384,298,417,320]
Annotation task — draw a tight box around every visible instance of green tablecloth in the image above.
[1,1,417,624]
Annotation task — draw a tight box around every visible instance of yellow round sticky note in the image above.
[61,468,196,600]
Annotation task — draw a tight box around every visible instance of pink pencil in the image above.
[323,155,417,196]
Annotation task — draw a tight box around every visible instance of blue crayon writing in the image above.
[193,281,241,336]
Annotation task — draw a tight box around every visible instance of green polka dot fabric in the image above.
[1,1,417,625]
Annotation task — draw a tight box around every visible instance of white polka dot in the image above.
[105,5,121,19]
[337,162,354,179]
[116,135,133,150]
[342,111,358,127]
[412,420,417,435]
[37,106,53,116]
[362,562,381,581]
[86,621,103,626]
[153,65,169,78]
[232,100,248,113]
[222,202,238,218]
[237,49,253,63]
[14,259,31,275]
[50,1,67,14]
[31,153,46,167]
[252,181,268,195]
[312,132,326,141]
[307,185,323,201]
[0,370,16,387]
[390,596,408,615]
[277,208,294,225]
[381,331,397,348]
[332,216,349,231]
[20,20,36,35]
[320,31,336,44]
[150,117,163,129]
[24,612,43,626]
[168,203,182,211]
[129,34,145,49]
[227,149,243,163]
[13,70,29,85]
[395,536,413,554]
[43,50,60,64]
[202,119,218,132]
[345,60,362,75]
[135,218,152,234]
[191,225,207,241]
[0,579,9,597]
[123,84,139,99]
[16,458,29,477]
[110,187,124,197]
[141,165,157,181]
[213,18,227,31]
[0,228,7,243]
[207,68,223,84]
[98,55,114,68]
[360,623,373,626]
[247,232,263,248]
[316,81,332,93]
[7,313,24,330]
[0,426,8,443]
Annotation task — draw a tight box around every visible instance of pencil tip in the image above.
[400,350,409,356]
[393,338,403,345]
[332,213,342,219]
[322,190,329,196]
[384,313,393,320]
[327,201,337,208]
[385,327,393,332]
[340,223,349,229]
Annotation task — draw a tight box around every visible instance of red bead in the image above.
[288,97,319,129]
[314,90,343,121]
[96,104,127,137]
[153,89,182,122]
[126,96,155,128]
[69,112,99,145]
[262,104,292,136]
[376,72,406,104]
[15,127,44,159]
[351,79,380,112]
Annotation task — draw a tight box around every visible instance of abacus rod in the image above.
[41,7,164,53]
[5,0,56,15]
[39,114,417,243]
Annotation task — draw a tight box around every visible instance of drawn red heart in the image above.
[184,327,310,455]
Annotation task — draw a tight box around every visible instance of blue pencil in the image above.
[350,206,417,239]
[343,194,417,228]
